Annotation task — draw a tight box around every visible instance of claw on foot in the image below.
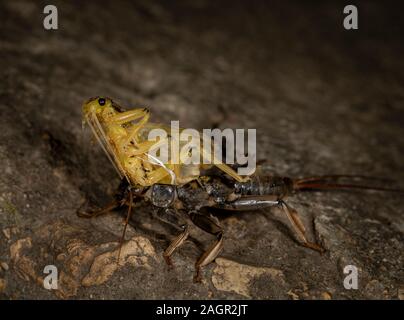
[304,242,325,253]
[193,267,202,283]
[163,254,175,269]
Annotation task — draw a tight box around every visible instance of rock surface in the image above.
[0,0,403,299]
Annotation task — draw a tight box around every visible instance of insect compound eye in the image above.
[98,97,106,106]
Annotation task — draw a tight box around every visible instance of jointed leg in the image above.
[190,211,224,282]
[214,194,324,253]
[108,107,150,147]
[117,189,134,261]
[109,108,150,125]
[142,165,173,185]
[163,225,190,266]
[124,111,150,145]
[77,199,123,218]
[77,179,130,218]
[127,139,163,156]
[279,200,324,253]
[151,208,190,266]
[200,146,248,183]
[76,180,137,262]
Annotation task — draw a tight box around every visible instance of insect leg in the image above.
[77,180,129,218]
[117,188,134,261]
[216,195,279,211]
[200,145,248,183]
[123,111,150,145]
[108,108,150,125]
[217,196,324,252]
[152,208,190,267]
[77,201,120,218]
[127,139,166,156]
[279,200,325,253]
[108,108,151,147]
[141,166,172,186]
[163,225,190,267]
[190,211,224,282]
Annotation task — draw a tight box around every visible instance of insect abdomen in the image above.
[234,176,293,197]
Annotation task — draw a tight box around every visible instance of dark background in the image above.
[0,0,403,299]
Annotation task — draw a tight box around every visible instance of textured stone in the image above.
[0,0,403,299]
[212,258,285,298]
[82,236,156,287]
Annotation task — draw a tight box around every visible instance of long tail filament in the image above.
[294,175,403,193]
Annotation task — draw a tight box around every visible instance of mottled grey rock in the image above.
[0,0,403,299]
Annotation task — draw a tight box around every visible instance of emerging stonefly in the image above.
[79,96,402,282]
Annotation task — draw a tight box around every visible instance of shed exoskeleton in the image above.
[82,96,246,186]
